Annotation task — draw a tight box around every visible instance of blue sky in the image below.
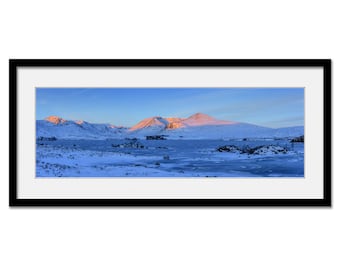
[36,87,304,128]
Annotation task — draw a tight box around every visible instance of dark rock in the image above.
[291,135,304,143]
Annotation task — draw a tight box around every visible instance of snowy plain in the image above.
[36,138,304,177]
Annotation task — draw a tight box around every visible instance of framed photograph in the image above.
[9,59,331,206]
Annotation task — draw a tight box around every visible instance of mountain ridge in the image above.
[129,113,236,132]
[37,113,304,139]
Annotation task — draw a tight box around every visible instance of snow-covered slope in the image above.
[37,114,304,140]
[161,123,303,139]
[162,123,274,139]
[37,116,127,139]
[273,126,305,137]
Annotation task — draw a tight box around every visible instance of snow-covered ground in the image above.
[36,139,304,177]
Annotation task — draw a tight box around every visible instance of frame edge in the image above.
[323,59,332,206]
[9,60,18,206]
[9,59,332,207]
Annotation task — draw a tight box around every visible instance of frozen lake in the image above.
[36,138,304,177]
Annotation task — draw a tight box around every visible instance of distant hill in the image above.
[37,116,127,139]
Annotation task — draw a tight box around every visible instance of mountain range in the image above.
[36,113,304,140]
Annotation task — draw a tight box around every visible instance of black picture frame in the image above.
[9,59,331,207]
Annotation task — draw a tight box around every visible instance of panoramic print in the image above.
[36,87,304,177]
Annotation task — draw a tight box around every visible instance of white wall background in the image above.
[0,1,338,269]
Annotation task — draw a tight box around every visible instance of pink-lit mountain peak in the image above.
[129,116,168,131]
[45,115,67,125]
[129,113,236,131]
[187,112,214,120]
[183,113,236,126]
